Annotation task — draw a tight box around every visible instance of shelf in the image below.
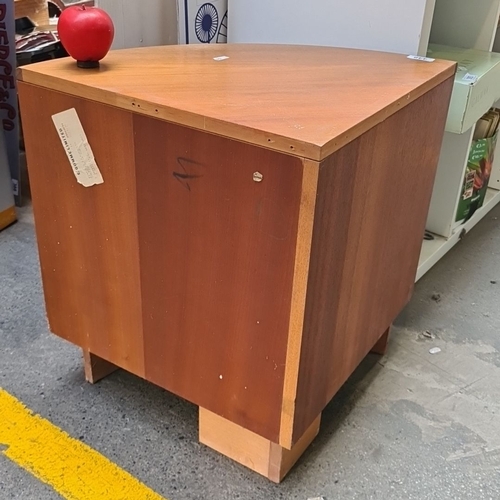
[417,187,500,280]
[430,0,500,52]
[426,128,474,237]
[428,44,500,134]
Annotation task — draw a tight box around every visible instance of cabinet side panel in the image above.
[18,83,145,376]
[133,115,303,443]
[292,77,454,441]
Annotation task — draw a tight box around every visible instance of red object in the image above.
[58,6,114,68]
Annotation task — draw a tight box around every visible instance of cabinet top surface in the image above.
[18,44,455,160]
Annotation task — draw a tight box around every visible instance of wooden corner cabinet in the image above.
[18,44,455,481]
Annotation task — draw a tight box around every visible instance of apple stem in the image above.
[82,5,86,9]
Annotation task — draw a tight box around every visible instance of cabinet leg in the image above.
[199,408,320,483]
[82,349,118,384]
[370,326,391,355]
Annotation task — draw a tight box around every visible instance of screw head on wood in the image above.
[253,172,263,182]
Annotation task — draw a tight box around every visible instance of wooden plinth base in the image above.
[81,325,388,481]
[370,326,391,355]
[82,349,118,384]
[199,408,321,483]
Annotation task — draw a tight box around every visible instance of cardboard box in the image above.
[456,129,498,222]
[428,44,500,134]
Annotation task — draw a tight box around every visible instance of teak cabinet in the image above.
[18,45,455,481]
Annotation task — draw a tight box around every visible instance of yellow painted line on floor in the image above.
[0,388,166,500]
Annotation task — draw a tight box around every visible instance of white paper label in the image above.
[462,73,478,84]
[52,108,104,187]
[213,55,229,61]
[407,55,435,62]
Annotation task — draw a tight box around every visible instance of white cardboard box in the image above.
[428,44,500,134]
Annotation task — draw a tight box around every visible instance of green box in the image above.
[456,131,497,222]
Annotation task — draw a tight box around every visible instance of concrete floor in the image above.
[1,203,499,500]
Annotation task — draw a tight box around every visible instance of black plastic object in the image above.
[77,60,99,69]
[15,17,36,36]
[16,31,68,66]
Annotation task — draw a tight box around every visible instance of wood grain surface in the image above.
[17,45,456,161]
[15,0,49,25]
[133,114,303,442]
[279,159,319,448]
[0,206,16,231]
[199,407,275,479]
[19,48,454,464]
[199,408,320,483]
[370,326,391,355]
[19,81,305,443]
[268,414,320,483]
[18,83,146,377]
[83,349,118,384]
[289,76,454,443]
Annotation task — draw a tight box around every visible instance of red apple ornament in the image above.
[58,5,114,69]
